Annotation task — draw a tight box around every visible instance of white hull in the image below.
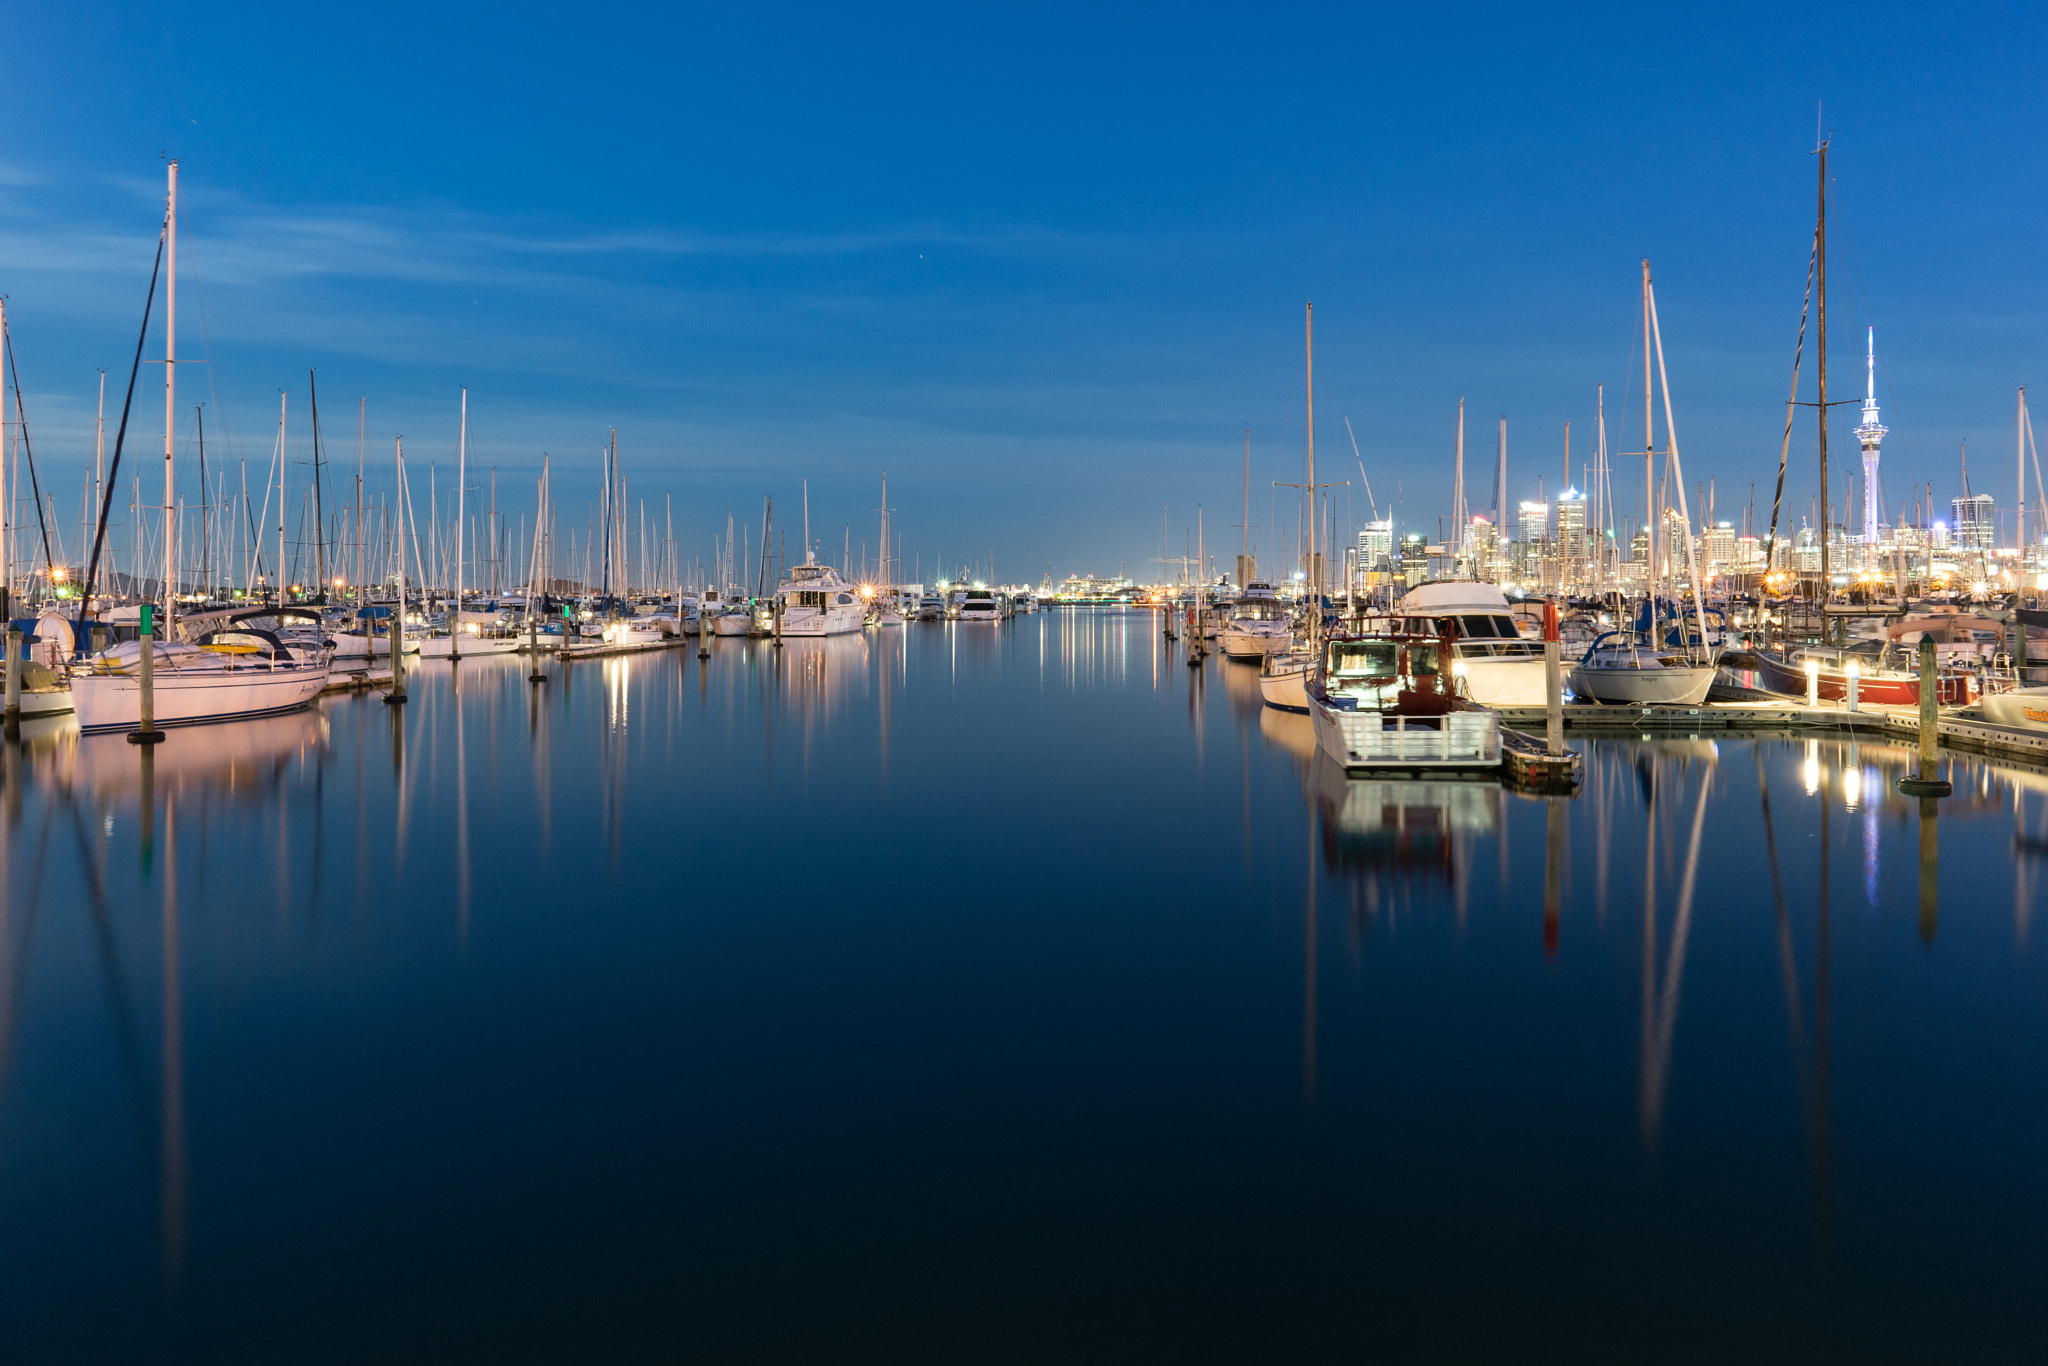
[710,614,753,636]
[13,687,74,718]
[1219,629,1290,660]
[781,605,866,636]
[875,611,905,626]
[1310,698,1502,772]
[417,633,525,658]
[1571,663,1716,707]
[1458,656,1550,708]
[331,631,420,658]
[71,664,330,733]
[1260,657,1311,712]
[1981,687,2048,731]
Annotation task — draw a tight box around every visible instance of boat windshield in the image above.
[1329,640,1398,678]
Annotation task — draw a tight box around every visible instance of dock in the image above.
[1493,698,2048,767]
[554,638,683,661]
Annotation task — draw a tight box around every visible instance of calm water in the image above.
[1,610,2044,1363]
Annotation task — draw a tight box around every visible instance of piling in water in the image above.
[3,627,20,737]
[1898,636,1950,797]
[128,603,165,745]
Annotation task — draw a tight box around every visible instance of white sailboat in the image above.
[1572,262,1718,707]
[72,162,333,734]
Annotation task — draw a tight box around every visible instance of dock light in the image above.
[1804,657,1821,709]
[50,567,67,583]
[1845,657,1861,712]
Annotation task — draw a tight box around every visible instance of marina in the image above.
[7,5,2048,1355]
[1,608,2044,1360]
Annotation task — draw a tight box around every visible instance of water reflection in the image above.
[0,612,2043,1360]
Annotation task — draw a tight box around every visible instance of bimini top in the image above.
[784,564,847,588]
[1397,580,1513,615]
[173,605,325,643]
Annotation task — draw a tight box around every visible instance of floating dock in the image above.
[1493,699,2048,767]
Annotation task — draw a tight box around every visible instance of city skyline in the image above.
[4,2,2047,578]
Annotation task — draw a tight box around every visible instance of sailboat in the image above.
[418,390,520,657]
[1259,304,1322,711]
[1572,260,1718,707]
[72,162,334,733]
[873,474,904,625]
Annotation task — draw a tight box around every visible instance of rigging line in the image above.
[1764,231,1819,575]
[73,223,167,652]
[179,223,240,470]
[4,324,58,579]
[1342,417,1377,520]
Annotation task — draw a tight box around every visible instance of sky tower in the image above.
[1855,326,1888,544]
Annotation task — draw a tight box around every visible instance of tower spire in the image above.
[1855,325,1888,545]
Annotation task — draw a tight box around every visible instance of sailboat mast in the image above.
[1305,301,1314,596]
[195,405,207,596]
[163,160,178,631]
[276,391,286,604]
[1816,139,1830,613]
[1241,429,1251,586]
[1642,258,1654,596]
[453,387,467,656]
[353,397,365,603]
[309,369,326,591]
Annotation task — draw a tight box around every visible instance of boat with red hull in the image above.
[1753,647,1976,706]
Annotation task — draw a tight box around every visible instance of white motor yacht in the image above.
[955,589,999,622]
[776,564,865,636]
[1393,581,1548,707]
[1218,581,1292,660]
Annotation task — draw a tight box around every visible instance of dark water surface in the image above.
[2,610,2043,1363]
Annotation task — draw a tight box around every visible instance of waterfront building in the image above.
[1357,519,1393,574]
[1952,494,1995,552]
[1704,522,1735,573]
[1555,490,1587,571]
[1397,533,1430,588]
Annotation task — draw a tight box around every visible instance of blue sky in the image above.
[5,1,2046,583]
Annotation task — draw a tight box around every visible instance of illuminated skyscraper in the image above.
[1555,488,1587,565]
[1854,326,1888,545]
[1952,494,1995,552]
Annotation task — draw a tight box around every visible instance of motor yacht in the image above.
[1218,580,1292,660]
[1390,581,1547,707]
[1308,625,1501,774]
[955,589,1000,622]
[776,563,865,636]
